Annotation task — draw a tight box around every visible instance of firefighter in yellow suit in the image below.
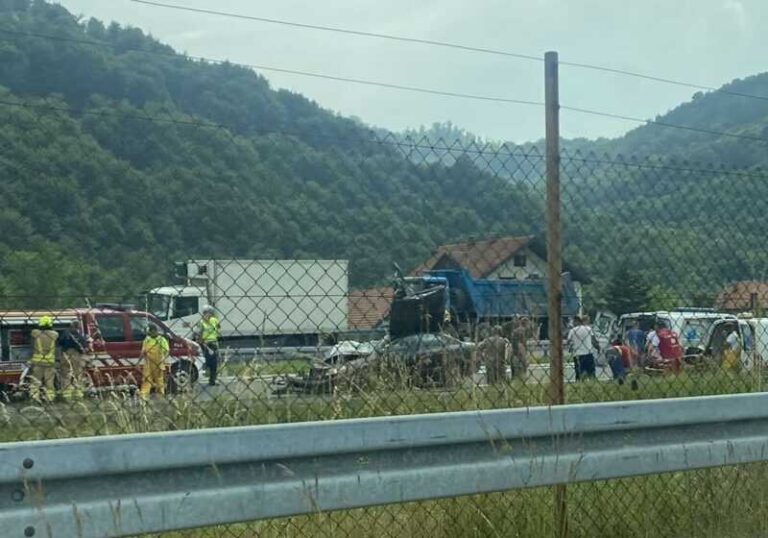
[139,324,169,399]
[29,316,59,402]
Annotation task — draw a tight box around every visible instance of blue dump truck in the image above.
[390,266,580,338]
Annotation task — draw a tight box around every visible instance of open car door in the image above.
[593,311,617,341]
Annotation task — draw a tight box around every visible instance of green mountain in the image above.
[610,77,768,167]
[0,0,545,306]
[407,83,768,309]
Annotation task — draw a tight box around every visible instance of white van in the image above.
[704,317,768,370]
[594,309,735,353]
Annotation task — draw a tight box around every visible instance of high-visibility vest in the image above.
[142,335,169,363]
[200,316,220,344]
[31,330,57,364]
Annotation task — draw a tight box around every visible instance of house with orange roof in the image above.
[715,281,768,313]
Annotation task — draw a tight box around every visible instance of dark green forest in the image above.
[1,0,767,312]
[0,0,544,303]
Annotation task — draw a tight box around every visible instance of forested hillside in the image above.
[1,0,767,311]
[406,82,768,310]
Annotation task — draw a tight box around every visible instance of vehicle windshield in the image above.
[620,315,656,334]
[147,294,170,321]
[401,277,447,294]
[593,314,615,336]
[680,318,720,347]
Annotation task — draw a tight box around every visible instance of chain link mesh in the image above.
[2,97,768,537]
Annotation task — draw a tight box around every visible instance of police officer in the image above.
[197,306,220,386]
[29,316,58,402]
[139,324,169,399]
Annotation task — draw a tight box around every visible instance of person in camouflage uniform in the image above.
[477,325,510,385]
[509,317,530,379]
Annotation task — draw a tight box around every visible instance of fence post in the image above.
[545,50,567,538]
[545,51,563,409]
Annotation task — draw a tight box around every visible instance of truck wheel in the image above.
[168,360,198,394]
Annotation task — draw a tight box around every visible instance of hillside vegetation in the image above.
[0,0,542,303]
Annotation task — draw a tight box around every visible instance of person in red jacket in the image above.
[606,339,630,383]
[646,322,683,373]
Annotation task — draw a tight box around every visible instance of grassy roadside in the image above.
[1,369,761,441]
[3,368,766,537]
[158,463,768,538]
[218,357,312,378]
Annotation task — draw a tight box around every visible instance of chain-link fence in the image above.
[3,96,768,537]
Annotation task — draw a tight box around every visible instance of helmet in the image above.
[202,305,215,315]
[38,316,53,329]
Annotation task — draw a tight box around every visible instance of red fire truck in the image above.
[0,306,203,398]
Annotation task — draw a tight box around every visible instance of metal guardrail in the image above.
[220,345,332,362]
[2,393,768,537]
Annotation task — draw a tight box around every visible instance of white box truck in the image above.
[146,259,348,347]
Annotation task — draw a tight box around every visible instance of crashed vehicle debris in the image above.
[279,261,572,394]
[277,264,498,393]
[275,333,476,394]
[376,333,475,388]
[274,341,375,394]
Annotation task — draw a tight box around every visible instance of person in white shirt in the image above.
[646,326,661,361]
[723,329,741,370]
[567,316,597,380]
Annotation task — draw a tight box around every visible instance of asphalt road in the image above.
[193,374,275,401]
[2,363,620,432]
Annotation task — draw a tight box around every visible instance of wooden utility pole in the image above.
[545,50,563,406]
[545,50,567,538]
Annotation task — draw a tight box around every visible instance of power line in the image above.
[559,61,768,102]
[0,29,543,108]
[0,96,541,157]
[0,97,227,129]
[128,0,542,62]
[561,105,768,144]
[2,29,767,145]
[4,95,768,179]
[130,0,768,103]
[567,155,768,179]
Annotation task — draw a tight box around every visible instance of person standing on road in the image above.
[510,317,530,378]
[139,324,169,399]
[477,325,510,385]
[28,316,59,402]
[197,305,220,387]
[567,316,597,380]
[58,320,90,401]
[645,322,662,364]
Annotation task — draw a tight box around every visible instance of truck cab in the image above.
[146,285,207,339]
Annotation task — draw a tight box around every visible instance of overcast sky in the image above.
[55,0,766,143]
